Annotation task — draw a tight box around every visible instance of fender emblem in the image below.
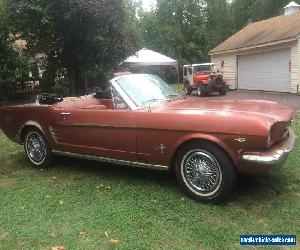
[153,144,166,154]
[235,137,247,143]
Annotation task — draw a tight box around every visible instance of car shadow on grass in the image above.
[230,171,292,205]
[42,155,288,204]
[52,155,175,185]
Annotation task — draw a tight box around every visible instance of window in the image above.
[183,67,187,76]
[111,86,128,109]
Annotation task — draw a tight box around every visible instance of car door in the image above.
[51,107,137,162]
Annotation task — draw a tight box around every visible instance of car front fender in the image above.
[171,133,238,166]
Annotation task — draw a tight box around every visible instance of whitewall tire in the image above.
[175,141,236,203]
[24,129,52,168]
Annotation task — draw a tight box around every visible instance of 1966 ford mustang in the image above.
[0,74,296,203]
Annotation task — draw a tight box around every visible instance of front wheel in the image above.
[184,85,192,95]
[197,86,204,97]
[219,90,227,96]
[174,141,236,203]
[24,129,53,169]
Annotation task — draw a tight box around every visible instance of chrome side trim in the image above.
[49,126,63,142]
[241,128,296,167]
[52,150,170,171]
[62,124,133,129]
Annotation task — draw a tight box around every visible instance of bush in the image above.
[52,77,72,97]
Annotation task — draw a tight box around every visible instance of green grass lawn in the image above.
[170,83,184,94]
[0,119,299,250]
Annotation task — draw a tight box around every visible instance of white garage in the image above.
[237,49,291,92]
[209,2,300,94]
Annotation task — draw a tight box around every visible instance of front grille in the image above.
[270,119,292,145]
[210,76,224,87]
[282,129,289,140]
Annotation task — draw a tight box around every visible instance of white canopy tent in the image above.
[122,48,178,67]
[121,48,179,84]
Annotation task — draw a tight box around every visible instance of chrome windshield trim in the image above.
[110,74,179,111]
[110,79,137,110]
[52,150,170,171]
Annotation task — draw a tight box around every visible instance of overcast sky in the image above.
[142,0,156,10]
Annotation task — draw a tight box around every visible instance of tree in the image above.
[140,0,208,65]
[123,0,144,49]
[0,0,30,93]
[9,0,136,95]
[231,0,291,31]
[205,0,233,51]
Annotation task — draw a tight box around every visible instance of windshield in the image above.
[116,74,178,108]
[194,65,214,74]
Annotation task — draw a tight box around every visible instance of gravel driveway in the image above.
[185,90,300,112]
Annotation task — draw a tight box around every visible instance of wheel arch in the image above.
[19,121,45,143]
[170,134,237,170]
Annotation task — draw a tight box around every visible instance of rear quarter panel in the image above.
[0,105,55,143]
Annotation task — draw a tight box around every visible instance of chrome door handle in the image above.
[60,112,71,119]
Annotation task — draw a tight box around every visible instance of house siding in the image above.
[211,54,237,89]
[291,39,300,94]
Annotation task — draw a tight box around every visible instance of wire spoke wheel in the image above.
[175,141,237,203]
[184,151,221,194]
[26,132,47,164]
[24,129,52,168]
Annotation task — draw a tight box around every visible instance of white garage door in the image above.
[237,49,291,92]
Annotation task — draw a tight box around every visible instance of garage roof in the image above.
[210,12,300,54]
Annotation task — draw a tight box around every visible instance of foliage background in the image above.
[0,0,294,97]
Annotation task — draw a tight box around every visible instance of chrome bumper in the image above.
[241,128,296,167]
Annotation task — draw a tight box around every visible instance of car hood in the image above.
[161,99,293,124]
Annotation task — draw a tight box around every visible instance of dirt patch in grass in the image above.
[0,232,9,239]
[0,178,16,188]
[0,159,25,173]
[1,159,14,168]
[13,169,35,176]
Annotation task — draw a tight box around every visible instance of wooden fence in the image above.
[0,79,41,100]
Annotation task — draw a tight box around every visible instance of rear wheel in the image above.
[24,128,52,169]
[174,141,236,203]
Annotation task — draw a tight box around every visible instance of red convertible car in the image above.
[0,74,296,203]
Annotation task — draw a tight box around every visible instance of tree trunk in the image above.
[73,66,83,96]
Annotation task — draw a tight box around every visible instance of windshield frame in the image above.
[110,74,179,110]
[193,65,214,74]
